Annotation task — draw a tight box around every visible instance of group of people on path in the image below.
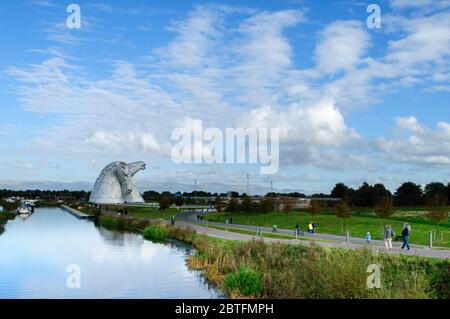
[382,222,411,251]
[291,221,315,235]
[307,221,316,234]
[275,221,316,234]
[193,213,412,252]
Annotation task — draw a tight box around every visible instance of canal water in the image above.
[0,207,222,298]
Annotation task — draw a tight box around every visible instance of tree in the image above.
[354,182,373,207]
[143,190,160,202]
[331,183,354,203]
[281,198,293,226]
[214,197,223,212]
[229,191,240,198]
[174,196,184,207]
[375,195,395,219]
[159,196,172,210]
[371,184,391,206]
[308,200,322,222]
[447,183,450,205]
[395,182,423,206]
[226,198,239,213]
[335,199,352,232]
[259,197,274,225]
[240,196,253,213]
[427,195,449,243]
[424,182,447,201]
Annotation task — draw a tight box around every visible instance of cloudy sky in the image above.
[1,0,450,194]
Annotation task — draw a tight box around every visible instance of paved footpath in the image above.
[176,211,450,259]
[99,210,449,259]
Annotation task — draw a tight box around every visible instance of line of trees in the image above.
[330,181,450,207]
[2,181,449,208]
[0,189,90,200]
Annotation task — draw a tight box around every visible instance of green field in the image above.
[206,224,338,242]
[75,204,179,220]
[116,206,179,220]
[205,209,450,247]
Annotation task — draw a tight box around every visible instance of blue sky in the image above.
[1,0,450,194]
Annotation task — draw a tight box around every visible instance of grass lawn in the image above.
[75,204,179,220]
[124,206,179,220]
[208,224,299,240]
[205,209,450,247]
[206,224,337,242]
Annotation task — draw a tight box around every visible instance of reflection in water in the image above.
[0,208,222,299]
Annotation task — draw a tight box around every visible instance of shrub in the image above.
[143,225,168,242]
[0,212,16,234]
[99,216,118,230]
[0,199,17,212]
[224,267,262,297]
[130,218,150,230]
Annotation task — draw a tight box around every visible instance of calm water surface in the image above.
[0,207,222,298]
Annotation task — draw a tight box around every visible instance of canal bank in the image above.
[61,204,94,220]
[0,212,16,234]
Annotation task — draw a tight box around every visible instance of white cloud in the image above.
[229,9,304,106]
[0,126,15,136]
[30,0,59,8]
[390,0,450,10]
[386,12,450,66]
[238,99,358,147]
[390,0,435,8]
[314,20,369,74]
[237,99,366,169]
[395,116,425,134]
[158,5,223,68]
[85,131,166,154]
[377,117,450,166]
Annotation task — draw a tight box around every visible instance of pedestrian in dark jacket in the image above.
[401,222,411,251]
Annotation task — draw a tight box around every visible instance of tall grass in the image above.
[189,237,449,299]
[99,216,123,230]
[143,225,168,242]
[224,267,263,297]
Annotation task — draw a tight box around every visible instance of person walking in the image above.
[365,231,371,244]
[308,222,314,234]
[295,222,300,235]
[229,217,233,224]
[384,224,394,251]
[401,222,411,251]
